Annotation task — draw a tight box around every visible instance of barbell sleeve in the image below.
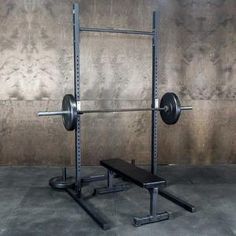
[38,111,70,116]
[180,106,192,111]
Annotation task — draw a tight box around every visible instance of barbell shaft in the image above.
[81,106,192,114]
[38,106,192,117]
[79,107,165,114]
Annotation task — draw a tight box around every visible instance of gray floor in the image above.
[0,165,236,236]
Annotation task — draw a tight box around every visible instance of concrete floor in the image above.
[0,165,235,236]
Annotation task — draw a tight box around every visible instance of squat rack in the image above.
[72,3,159,193]
[39,3,195,230]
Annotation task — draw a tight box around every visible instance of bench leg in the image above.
[108,170,113,188]
[94,170,129,195]
[133,187,169,226]
[81,174,107,184]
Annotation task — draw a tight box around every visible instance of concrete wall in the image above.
[0,0,235,166]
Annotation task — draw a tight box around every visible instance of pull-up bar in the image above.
[80,27,153,36]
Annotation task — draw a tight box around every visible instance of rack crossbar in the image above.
[80,27,153,36]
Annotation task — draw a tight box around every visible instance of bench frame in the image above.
[94,159,195,226]
[95,169,169,226]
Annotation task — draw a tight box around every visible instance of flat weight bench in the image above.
[97,158,170,226]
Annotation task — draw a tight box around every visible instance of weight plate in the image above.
[49,176,75,190]
[62,94,77,131]
[160,92,181,125]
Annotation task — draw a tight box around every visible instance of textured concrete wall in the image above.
[0,0,235,166]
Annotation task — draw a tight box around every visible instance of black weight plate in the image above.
[160,92,181,125]
[62,94,77,131]
[49,176,75,190]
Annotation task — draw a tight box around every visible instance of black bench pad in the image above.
[100,159,166,189]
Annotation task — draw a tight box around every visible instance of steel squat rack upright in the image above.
[38,3,195,230]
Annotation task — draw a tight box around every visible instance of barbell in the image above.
[38,92,192,130]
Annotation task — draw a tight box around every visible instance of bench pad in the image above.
[100,159,166,188]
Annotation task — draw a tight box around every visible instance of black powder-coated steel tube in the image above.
[80,27,153,36]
